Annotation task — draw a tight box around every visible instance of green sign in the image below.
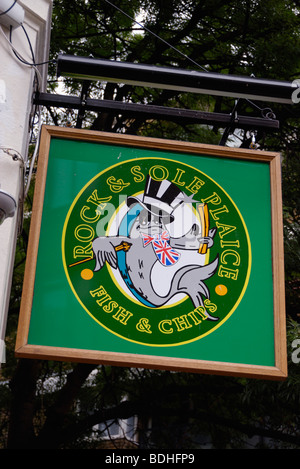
[16,126,287,379]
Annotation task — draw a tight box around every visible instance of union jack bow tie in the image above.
[140,230,180,266]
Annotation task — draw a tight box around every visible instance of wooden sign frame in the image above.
[15,125,287,379]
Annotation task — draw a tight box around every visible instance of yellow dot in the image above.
[81,269,93,280]
[215,284,228,296]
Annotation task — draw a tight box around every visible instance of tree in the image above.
[1,0,300,449]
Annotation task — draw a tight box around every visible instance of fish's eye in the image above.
[139,209,151,226]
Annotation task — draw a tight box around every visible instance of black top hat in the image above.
[127,175,184,222]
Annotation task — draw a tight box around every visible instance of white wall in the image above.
[0,0,53,363]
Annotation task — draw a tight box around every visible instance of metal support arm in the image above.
[34,92,279,131]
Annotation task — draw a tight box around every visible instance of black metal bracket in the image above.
[75,81,91,128]
[219,99,242,145]
[34,91,279,134]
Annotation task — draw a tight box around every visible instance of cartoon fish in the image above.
[92,176,219,320]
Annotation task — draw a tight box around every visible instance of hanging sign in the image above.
[15,125,287,379]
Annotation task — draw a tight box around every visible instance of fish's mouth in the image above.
[138,225,163,235]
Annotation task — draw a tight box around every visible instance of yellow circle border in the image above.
[62,157,252,347]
